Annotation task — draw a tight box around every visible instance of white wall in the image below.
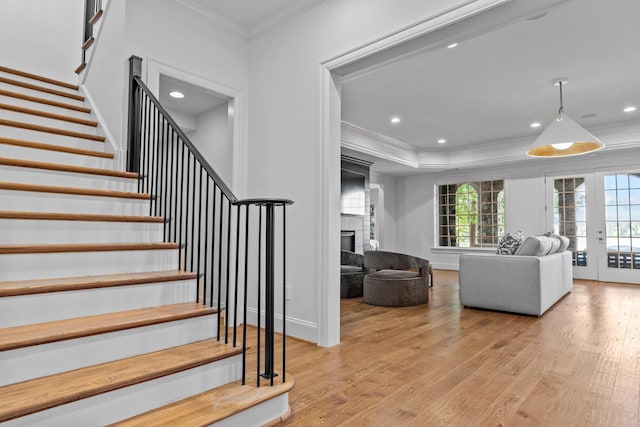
[191,103,232,186]
[83,0,250,169]
[247,0,501,344]
[394,149,640,271]
[0,0,83,83]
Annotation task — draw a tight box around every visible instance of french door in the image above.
[546,170,640,284]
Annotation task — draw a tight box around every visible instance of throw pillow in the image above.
[496,231,523,255]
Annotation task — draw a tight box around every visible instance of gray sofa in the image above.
[459,250,572,316]
[340,250,365,298]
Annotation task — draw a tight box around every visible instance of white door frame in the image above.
[317,0,515,347]
[145,58,247,198]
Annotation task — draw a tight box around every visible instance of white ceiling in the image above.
[341,0,640,173]
[159,75,226,116]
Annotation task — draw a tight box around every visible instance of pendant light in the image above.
[526,79,604,157]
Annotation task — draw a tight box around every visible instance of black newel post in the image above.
[261,202,277,383]
[127,55,143,173]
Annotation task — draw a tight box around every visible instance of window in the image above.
[438,180,505,247]
[553,177,587,266]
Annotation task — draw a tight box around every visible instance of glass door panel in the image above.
[598,173,640,281]
[546,175,597,280]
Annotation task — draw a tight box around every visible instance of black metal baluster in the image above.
[242,204,250,385]
[233,204,241,347]
[184,153,191,272]
[152,108,161,216]
[202,177,210,305]
[225,201,232,344]
[177,143,186,270]
[145,96,152,196]
[165,126,174,241]
[217,194,225,340]
[211,184,218,310]
[257,206,262,387]
[172,132,179,242]
[282,204,287,383]
[196,166,203,301]
[190,161,198,273]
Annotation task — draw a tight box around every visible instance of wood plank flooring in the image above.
[278,270,640,426]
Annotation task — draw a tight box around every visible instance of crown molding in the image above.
[249,0,324,39]
[341,140,419,169]
[174,0,324,40]
[174,0,248,38]
[341,120,419,152]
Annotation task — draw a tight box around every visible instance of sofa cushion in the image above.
[545,232,570,252]
[369,269,419,280]
[341,265,363,274]
[496,232,523,255]
[515,235,556,256]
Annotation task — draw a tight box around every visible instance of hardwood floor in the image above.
[279,270,640,426]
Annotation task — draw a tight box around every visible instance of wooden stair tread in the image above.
[0,270,197,297]
[0,118,105,142]
[110,376,296,427]
[89,9,103,25]
[0,181,150,199]
[0,157,137,179]
[0,89,91,113]
[0,242,179,255]
[82,37,95,51]
[0,211,163,223]
[74,63,87,75]
[0,302,216,351]
[0,102,97,126]
[0,65,78,90]
[0,339,242,422]
[0,136,113,158]
[0,76,83,101]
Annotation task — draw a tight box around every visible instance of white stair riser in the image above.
[0,70,79,94]
[0,219,164,245]
[0,279,197,327]
[0,125,105,151]
[2,315,218,386]
[0,142,112,169]
[0,108,98,134]
[0,81,85,108]
[0,165,136,191]
[215,394,290,427]
[0,190,149,215]
[0,94,90,120]
[0,248,180,281]
[3,356,243,427]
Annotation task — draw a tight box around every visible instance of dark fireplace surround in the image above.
[341,230,356,252]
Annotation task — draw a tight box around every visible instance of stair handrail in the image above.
[126,55,291,386]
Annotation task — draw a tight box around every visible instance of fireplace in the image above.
[341,230,356,252]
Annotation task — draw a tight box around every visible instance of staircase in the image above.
[0,65,293,426]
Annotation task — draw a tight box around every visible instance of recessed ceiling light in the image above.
[390,116,401,124]
[447,43,458,49]
[581,113,598,119]
[530,122,541,128]
[624,106,637,113]
[438,138,446,144]
[169,91,184,99]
